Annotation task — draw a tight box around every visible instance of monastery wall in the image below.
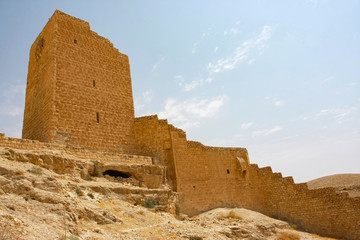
[245,164,360,240]
[171,134,250,215]
[129,116,360,239]
[133,115,182,190]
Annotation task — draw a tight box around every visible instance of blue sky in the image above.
[0,0,359,183]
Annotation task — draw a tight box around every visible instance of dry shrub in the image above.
[276,231,300,240]
[14,170,24,176]
[227,210,243,220]
[30,166,42,175]
[188,236,203,240]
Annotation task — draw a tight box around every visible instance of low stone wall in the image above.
[0,133,151,165]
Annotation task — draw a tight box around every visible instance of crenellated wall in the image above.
[245,164,360,240]
[130,116,360,240]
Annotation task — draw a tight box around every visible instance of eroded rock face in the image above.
[0,146,338,240]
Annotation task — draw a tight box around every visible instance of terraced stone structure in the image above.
[17,10,360,239]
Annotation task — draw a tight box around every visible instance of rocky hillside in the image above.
[307,174,360,198]
[0,146,337,240]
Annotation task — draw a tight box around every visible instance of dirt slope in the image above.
[307,174,360,198]
[0,147,337,239]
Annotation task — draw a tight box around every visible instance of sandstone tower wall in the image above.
[22,16,58,143]
[23,10,136,153]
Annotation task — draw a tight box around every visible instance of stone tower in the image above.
[22,10,135,152]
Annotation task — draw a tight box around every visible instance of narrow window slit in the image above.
[93,80,95,87]
[96,112,99,123]
[227,169,230,174]
[74,39,77,44]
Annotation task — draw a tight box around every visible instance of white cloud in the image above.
[252,126,282,137]
[152,56,166,72]
[317,105,357,124]
[265,96,284,107]
[192,32,209,54]
[322,76,334,83]
[214,46,219,53]
[177,76,212,92]
[241,122,254,130]
[207,25,273,74]
[11,84,26,95]
[142,89,154,102]
[158,95,227,130]
[0,105,22,116]
[248,58,255,65]
[134,89,155,115]
[307,0,328,4]
[348,82,358,86]
[275,100,283,106]
[179,77,212,92]
[224,27,239,36]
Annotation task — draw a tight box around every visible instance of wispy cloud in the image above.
[192,32,210,54]
[158,95,227,130]
[152,56,166,72]
[142,89,154,102]
[224,27,239,36]
[241,122,254,130]
[214,46,219,53]
[317,105,357,124]
[177,76,213,92]
[252,126,282,137]
[134,89,155,114]
[207,25,273,74]
[307,0,328,4]
[265,96,284,107]
[321,76,334,84]
[0,105,22,116]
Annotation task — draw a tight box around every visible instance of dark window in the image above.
[96,112,99,123]
[193,186,196,189]
[227,169,230,174]
[74,39,77,44]
[103,170,131,178]
[93,80,95,87]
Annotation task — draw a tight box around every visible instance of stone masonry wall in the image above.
[22,15,57,142]
[131,115,360,239]
[23,10,136,153]
[245,164,360,240]
[0,133,150,165]
[133,115,179,190]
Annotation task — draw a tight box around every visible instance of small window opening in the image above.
[93,80,96,87]
[96,112,99,123]
[74,39,77,44]
[193,186,196,189]
[103,170,131,178]
[227,169,230,174]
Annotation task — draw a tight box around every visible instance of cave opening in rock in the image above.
[103,170,131,178]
